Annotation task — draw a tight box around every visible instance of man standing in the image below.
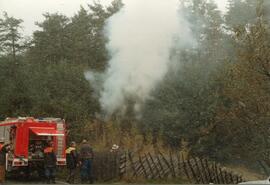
[44,140,57,184]
[0,138,10,183]
[65,141,78,184]
[79,139,94,184]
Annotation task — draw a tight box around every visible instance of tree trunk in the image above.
[12,36,16,62]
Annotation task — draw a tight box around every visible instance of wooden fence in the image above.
[92,151,120,181]
[92,150,243,184]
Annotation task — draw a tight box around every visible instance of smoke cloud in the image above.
[87,0,195,117]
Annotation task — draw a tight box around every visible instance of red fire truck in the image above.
[0,117,66,175]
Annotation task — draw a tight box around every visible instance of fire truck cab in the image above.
[0,117,66,173]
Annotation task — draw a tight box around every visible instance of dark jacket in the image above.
[44,147,57,168]
[0,144,9,165]
[66,147,78,169]
[79,143,93,160]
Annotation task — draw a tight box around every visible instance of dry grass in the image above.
[77,119,168,154]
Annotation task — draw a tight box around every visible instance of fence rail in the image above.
[92,150,243,184]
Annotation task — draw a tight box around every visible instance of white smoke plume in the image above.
[89,0,195,116]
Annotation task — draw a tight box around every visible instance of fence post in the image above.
[156,153,166,178]
[213,162,221,184]
[148,152,162,179]
[128,152,138,178]
[219,167,225,184]
[229,172,234,184]
[181,153,192,183]
[199,158,210,183]
[159,151,174,178]
[139,155,148,179]
[176,152,182,177]
[145,153,155,179]
[224,170,229,184]
[204,158,214,183]
[187,158,199,183]
[193,157,205,184]
[119,151,127,179]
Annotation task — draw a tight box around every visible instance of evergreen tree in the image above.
[141,0,225,149]
[0,12,24,61]
[30,13,70,64]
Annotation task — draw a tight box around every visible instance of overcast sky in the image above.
[0,0,228,36]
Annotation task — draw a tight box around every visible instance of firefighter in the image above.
[65,141,78,184]
[79,139,94,184]
[44,140,57,184]
[110,144,119,153]
[0,138,10,183]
